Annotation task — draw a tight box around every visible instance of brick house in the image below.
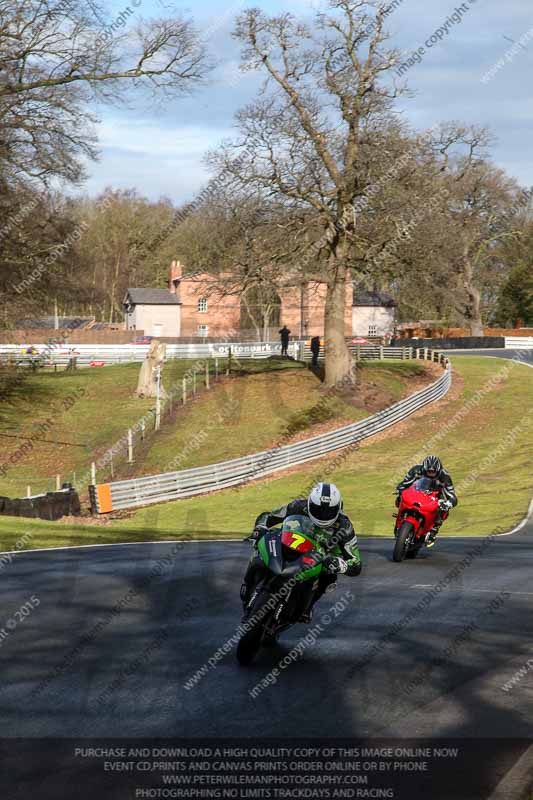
[124,261,396,340]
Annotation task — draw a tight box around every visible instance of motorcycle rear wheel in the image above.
[393,521,415,563]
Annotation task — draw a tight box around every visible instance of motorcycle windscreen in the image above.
[280,514,316,553]
[413,476,436,492]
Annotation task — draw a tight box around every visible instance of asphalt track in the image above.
[0,348,531,797]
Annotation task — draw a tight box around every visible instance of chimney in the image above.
[169,260,183,294]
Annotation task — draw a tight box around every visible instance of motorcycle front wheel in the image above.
[237,588,275,666]
[393,521,415,563]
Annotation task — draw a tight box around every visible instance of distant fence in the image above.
[397,337,506,350]
[0,341,454,368]
[504,337,533,349]
[89,350,451,514]
[0,341,301,367]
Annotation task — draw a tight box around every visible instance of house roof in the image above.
[124,289,181,306]
[353,290,396,308]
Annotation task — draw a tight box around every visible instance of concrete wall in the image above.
[126,305,181,337]
[352,306,395,337]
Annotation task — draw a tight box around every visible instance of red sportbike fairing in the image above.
[392,476,448,562]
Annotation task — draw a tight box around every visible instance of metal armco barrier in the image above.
[89,351,451,514]
[505,337,533,349]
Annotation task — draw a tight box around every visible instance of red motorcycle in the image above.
[392,477,448,562]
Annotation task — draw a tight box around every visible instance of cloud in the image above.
[83,0,533,202]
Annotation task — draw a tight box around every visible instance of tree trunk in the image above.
[463,257,484,336]
[136,340,168,398]
[324,261,353,386]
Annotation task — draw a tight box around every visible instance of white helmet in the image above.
[307,483,342,528]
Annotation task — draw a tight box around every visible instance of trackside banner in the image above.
[0,738,530,799]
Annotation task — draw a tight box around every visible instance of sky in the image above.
[81,0,533,204]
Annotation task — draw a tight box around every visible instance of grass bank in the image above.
[1,356,529,551]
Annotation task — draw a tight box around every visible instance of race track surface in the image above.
[0,528,532,739]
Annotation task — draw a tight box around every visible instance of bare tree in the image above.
[210,1,408,384]
[0,0,209,188]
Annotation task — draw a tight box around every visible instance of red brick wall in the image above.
[179,276,241,338]
[0,328,136,344]
[277,282,352,337]
[171,262,353,339]
[399,326,533,338]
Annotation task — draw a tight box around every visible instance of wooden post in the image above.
[206,360,210,389]
[379,346,384,360]
[424,347,429,360]
[91,462,96,485]
[128,429,134,463]
[27,485,31,498]
[56,474,60,491]
[155,366,161,430]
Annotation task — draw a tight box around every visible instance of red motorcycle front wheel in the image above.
[393,521,415,562]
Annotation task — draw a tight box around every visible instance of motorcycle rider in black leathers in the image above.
[241,482,362,623]
[396,455,458,546]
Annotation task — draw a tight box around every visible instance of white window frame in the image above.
[368,325,378,337]
[197,297,208,313]
[197,324,209,338]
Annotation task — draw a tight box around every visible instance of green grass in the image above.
[0,356,530,551]
[0,356,423,497]
[112,356,532,540]
[0,359,212,497]
[122,359,425,476]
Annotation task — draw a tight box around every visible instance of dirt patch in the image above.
[358,365,464,450]
[286,363,442,444]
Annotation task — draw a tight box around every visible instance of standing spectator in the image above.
[310,336,321,366]
[279,325,291,357]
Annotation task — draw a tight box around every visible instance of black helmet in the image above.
[423,455,442,476]
[308,482,342,528]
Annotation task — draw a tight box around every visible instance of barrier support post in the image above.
[91,462,96,485]
[128,429,134,463]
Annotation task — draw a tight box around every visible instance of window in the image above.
[197,324,209,337]
[198,297,208,313]
[368,325,378,337]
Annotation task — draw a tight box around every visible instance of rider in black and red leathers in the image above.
[396,455,458,544]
